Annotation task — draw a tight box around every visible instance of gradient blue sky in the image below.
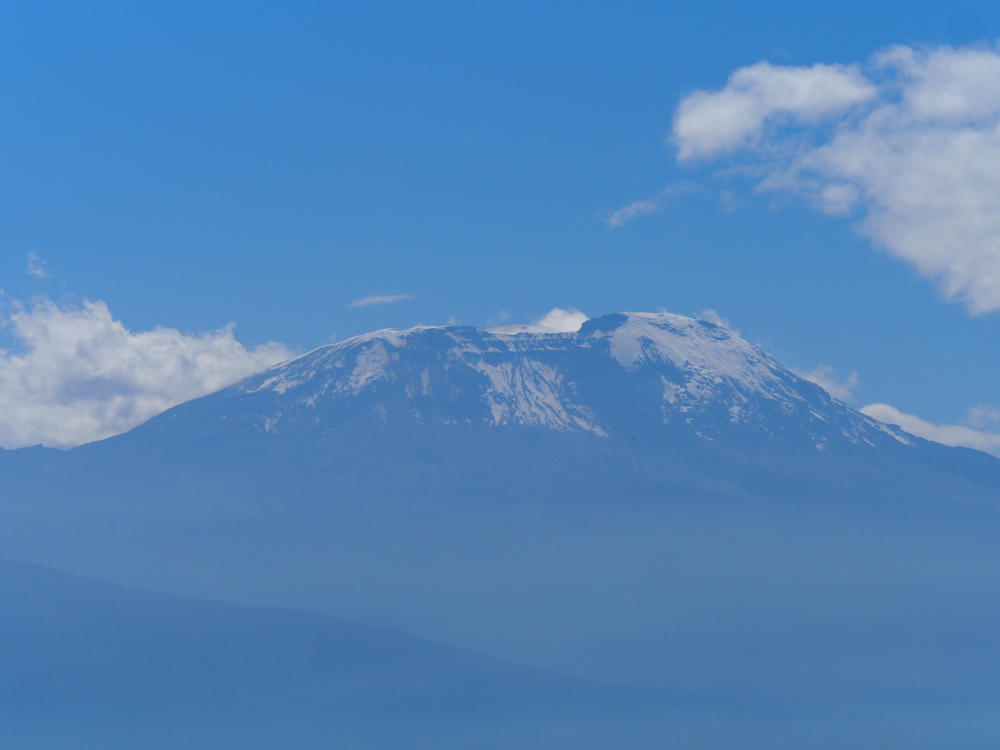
[3,0,1000,437]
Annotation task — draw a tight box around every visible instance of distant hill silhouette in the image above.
[0,558,757,750]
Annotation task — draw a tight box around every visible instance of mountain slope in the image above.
[2,311,1000,734]
[103,310,1000,503]
[137,311,907,453]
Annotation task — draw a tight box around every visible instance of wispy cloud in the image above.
[26,251,49,278]
[349,294,414,309]
[603,183,700,229]
[794,365,859,402]
[861,402,1000,457]
[672,44,1000,315]
[0,299,292,449]
[605,198,661,228]
[697,309,740,336]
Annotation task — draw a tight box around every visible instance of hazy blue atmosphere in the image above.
[5,2,1000,748]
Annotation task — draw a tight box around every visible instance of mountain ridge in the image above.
[121,311,913,458]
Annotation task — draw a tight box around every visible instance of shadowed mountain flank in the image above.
[0,558,754,750]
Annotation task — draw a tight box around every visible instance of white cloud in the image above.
[26,251,49,278]
[487,308,589,334]
[604,183,701,229]
[349,294,413,308]
[794,365,859,402]
[0,300,292,449]
[535,308,588,332]
[860,402,1000,456]
[673,61,876,160]
[673,44,1000,315]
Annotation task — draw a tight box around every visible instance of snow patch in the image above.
[608,313,790,402]
[226,311,915,455]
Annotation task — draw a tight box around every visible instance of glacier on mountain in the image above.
[227,312,904,453]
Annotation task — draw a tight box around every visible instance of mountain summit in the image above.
[149,312,908,458]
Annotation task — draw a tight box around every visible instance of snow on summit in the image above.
[607,312,787,393]
[216,312,909,454]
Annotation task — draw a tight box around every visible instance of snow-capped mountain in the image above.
[3,310,1000,735]
[164,311,908,456]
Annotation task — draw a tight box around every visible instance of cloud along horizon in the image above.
[0,299,292,450]
[860,402,1000,457]
[784,361,1000,456]
[614,43,1000,317]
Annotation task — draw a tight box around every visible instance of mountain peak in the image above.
[166,310,906,455]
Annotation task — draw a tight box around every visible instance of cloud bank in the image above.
[349,294,413,308]
[0,300,292,449]
[672,44,1000,315]
[861,402,1000,457]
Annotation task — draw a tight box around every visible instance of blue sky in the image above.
[3,0,1000,447]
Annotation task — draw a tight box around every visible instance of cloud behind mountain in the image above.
[0,300,291,449]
